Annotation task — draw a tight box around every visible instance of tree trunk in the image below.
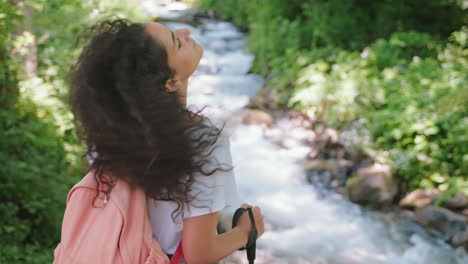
[11,0,37,79]
[22,4,37,79]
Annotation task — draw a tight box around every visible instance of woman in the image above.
[54,18,265,264]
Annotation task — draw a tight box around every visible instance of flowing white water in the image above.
[146,2,467,263]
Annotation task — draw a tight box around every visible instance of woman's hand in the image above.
[236,203,265,245]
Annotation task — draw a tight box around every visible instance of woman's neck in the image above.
[177,79,188,107]
[177,79,206,120]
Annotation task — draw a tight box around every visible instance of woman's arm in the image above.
[182,212,248,264]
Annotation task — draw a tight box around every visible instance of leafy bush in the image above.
[290,29,468,191]
[198,0,467,192]
[0,99,80,263]
[0,0,20,105]
[1,0,144,262]
[198,0,466,70]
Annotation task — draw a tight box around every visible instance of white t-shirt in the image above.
[147,119,241,255]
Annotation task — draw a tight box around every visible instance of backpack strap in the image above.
[170,240,184,264]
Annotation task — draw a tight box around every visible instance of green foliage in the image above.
[292,29,467,190]
[199,0,466,70]
[0,0,20,105]
[367,32,441,69]
[30,0,148,82]
[199,0,468,192]
[198,0,251,29]
[299,0,465,50]
[1,0,150,262]
[0,98,81,263]
[14,0,150,126]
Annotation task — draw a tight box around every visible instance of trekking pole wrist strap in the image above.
[232,207,258,250]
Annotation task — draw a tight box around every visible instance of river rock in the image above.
[306,169,333,187]
[316,127,339,144]
[246,95,265,109]
[303,159,339,173]
[303,159,353,171]
[452,226,468,250]
[400,189,442,208]
[400,189,468,210]
[346,163,398,207]
[242,109,274,127]
[456,246,468,258]
[413,206,468,243]
[443,193,468,209]
[303,159,353,188]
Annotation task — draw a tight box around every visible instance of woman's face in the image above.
[145,22,203,81]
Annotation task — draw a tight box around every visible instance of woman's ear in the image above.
[165,78,180,93]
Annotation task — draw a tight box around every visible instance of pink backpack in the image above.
[53,171,184,264]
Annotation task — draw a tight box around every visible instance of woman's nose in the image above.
[176,28,191,41]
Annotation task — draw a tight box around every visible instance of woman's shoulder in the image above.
[185,111,235,140]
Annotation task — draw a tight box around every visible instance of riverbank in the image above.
[195,0,467,217]
[240,101,468,256]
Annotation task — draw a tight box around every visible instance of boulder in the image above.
[315,127,339,144]
[443,193,468,209]
[303,159,353,188]
[452,227,468,250]
[400,189,442,208]
[400,189,468,210]
[455,246,468,258]
[303,159,352,171]
[346,163,398,207]
[306,169,333,187]
[463,209,468,217]
[246,95,265,109]
[242,109,274,127]
[413,206,468,242]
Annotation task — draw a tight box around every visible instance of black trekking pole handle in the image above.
[232,207,257,264]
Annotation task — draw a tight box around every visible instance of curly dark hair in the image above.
[69,18,231,221]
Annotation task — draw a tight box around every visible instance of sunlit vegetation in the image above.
[0,0,149,262]
[197,0,467,194]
